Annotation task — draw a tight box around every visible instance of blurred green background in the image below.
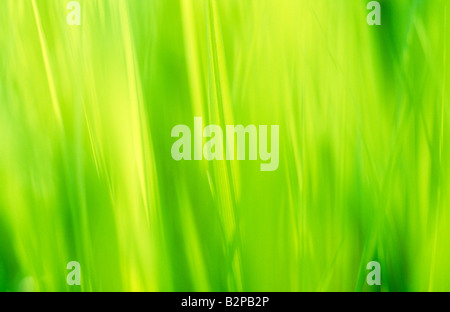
[1,0,450,292]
